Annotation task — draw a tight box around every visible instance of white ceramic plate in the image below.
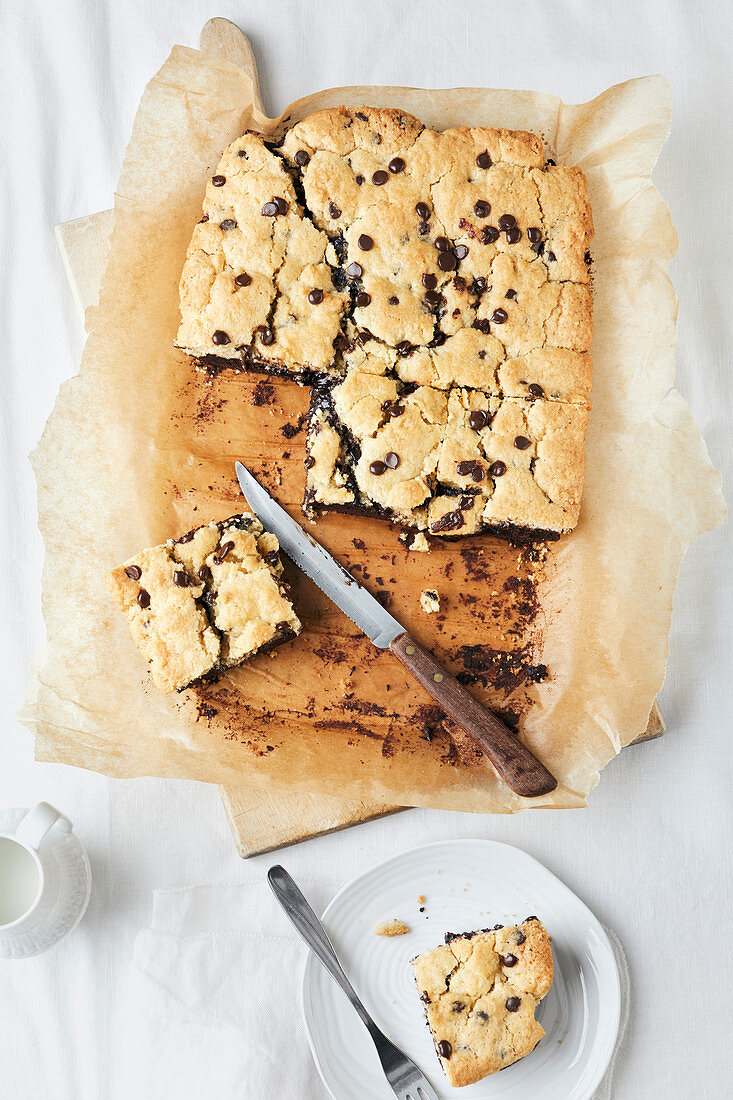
[302,839,620,1100]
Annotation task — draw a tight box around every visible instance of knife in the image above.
[235,462,557,798]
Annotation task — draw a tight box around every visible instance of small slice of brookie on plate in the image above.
[411,917,553,1087]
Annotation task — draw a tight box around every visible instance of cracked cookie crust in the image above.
[175,106,592,396]
[304,370,588,538]
[106,513,301,693]
[175,106,593,538]
[412,917,553,1087]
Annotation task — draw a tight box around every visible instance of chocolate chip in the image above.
[451,1001,465,1012]
[198,565,212,583]
[211,174,226,186]
[506,227,522,243]
[422,273,437,290]
[294,149,310,166]
[308,288,324,305]
[384,451,400,469]
[527,227,542,243]
[472,277,487,294]
[480,226,499,244]
[531,239,545,256]
[474,199,491,218]
[425,290,442,307]
[212,330,230,345]
[358,330,373,343]
[515,930,526,944]
[334,334,352,353]
[258,327,275,346]
[219,218,236,230]
[436,1040,452,1059]
[235,272,252,288]
[476,1010,489,1022]
[454,244,469,260]
[420,991,431,1004]
[214,541,234,564]
[438,252,457,271]
[355,291,371,307]
[265,553,279,568]
[493,924,504,930]
[397,340,414,356]
[546,158,556,166]
[415,201,430,220]
[275,620,293,635]
[372,170,388,185]
[173,570,189,587]
[505,288,517,299]
[514,436,531,450]
[124,564,142,580]
[457,460,475,475]
[369,460,387,475]
[434,236,452,251]
[469,410,488,431]
[505,997,521,1012]
[498,214,516,231]
[525,915,539,922]
[490,461,507,477]
[261,202,278,217]
[388,295,399,305]
[547,251,557,262]
[459,494,476,510]
[274,197,289,215]
[492,308,508,324]
[418,220,429,235]
[355,174,364,185]
[346,262,363,278]
[584,249,592,264]
[388,157,405,173]
[137,589,150,608]
[501,954,518,967]
[430,509,465,533]
[477,350,486,359]
[472,318,491,334]
[476,151,492,168]
[304,456,315,470]
[355,111,368,121]
[528,383,544,398]
[328,202,341,219]
[382,401,405,419]
[471,465,484,482]
[358,234,373,251]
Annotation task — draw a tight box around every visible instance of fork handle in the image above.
[268,865,379,1036]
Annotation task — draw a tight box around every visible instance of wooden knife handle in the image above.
[389,632,557,798]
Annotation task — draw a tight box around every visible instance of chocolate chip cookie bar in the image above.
[176,105,593,399]
[106,514,301,693]
[304,371,588,538]
[412,917,553,1087]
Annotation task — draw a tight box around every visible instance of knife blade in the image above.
[235,462,557,798]
[235,461,403,648]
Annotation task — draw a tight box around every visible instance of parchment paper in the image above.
[20,46,726,812]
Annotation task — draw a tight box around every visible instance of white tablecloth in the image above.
[2,1,731,1097]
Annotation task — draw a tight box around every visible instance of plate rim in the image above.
[301,837,622,1100]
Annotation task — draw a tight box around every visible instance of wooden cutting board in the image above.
[55,18,664,857]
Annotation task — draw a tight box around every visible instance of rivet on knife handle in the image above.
[389,632,557,798]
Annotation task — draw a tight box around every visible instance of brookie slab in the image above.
[304,371,588,537]
[106,513,301,693]
[412,917,553,1087]
[175,105,593,538]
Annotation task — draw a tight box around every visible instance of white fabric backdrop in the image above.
[1,1,731,1097]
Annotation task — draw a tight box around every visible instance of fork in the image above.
[268,865,439,1100]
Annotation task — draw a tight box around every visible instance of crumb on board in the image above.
[417,895,425,905]
[420,589,440,614]
[374,918,410,937]
[400,531,430,553]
